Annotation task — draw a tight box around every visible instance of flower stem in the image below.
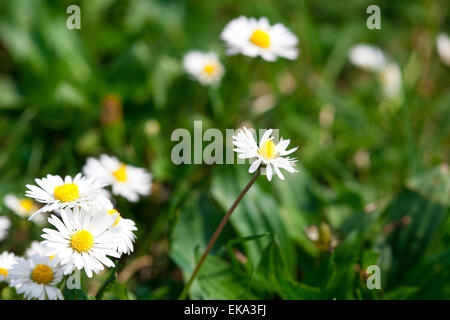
[95,261,117,300]
[207,86,224,120]
[178,170,260,300]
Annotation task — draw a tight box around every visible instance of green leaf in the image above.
[383,188,449,288]
[256,239,320,300]
[383,287,420,300]
[170,191,261,299]
[63,287,88,300]
[407,165,450,206]
[194,255,260,300]
[211,166,296,275]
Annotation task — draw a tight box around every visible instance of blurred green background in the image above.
[0,0,449,299]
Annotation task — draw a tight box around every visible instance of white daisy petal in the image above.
[0,217,11,242]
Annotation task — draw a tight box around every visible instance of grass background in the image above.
[0,0,449,299]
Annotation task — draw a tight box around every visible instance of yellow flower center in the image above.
[113,164,127,182]
[258,140,277,160]
[203,64,216,75]
[0,268,8,278]
[54,183,80,202]
[20,199,34,212]
[108,209,121,227]
[31,264,53,285]
[250,29,270,48]
[71,230,94,253]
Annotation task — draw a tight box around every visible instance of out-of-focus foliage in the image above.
[0,0,449,299]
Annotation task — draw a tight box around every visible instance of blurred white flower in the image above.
[379,63,403,98]
[221,16,298,61]
[25,241,49,258]
[4,194,45,225]
[233,127,298,181]
[305,223,337,251]
[183,51,225,86]
[9,254,64,300]
[83,154,152,202]
[437,33,450,66]
[26,173,109,220]
[348,44,387,71]
[349,44,403,100]
[305,225,319,242]
[0,216,11,241]
[0,251,17,283]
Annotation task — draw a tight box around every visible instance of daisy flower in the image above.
[83,154,152,202]
[0,251,17,283]
[183,51,225,86]
[348,44,387,72]
[9,255,64,300]
[0,216,11,241]
[233,127,298,181]
[103,202,137,255]
[41,206,122,278]
[437,33,450,66]
[221,16,298,61]
[25,173,108,220]
[4,194,45,224]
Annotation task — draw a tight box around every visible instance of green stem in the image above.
[0,282,7,299]
[400,94,416,176]
[207,86,224,120]
[95,262,117,300]
[178,170,261,300]
[227,58,261,125]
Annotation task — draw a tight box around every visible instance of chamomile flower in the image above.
[0,251,17,283]
[0,216,11,241]
[4,194,45,224]
[83,154,152,202]
[41,206,122,278]
[183,51,225,86]
[221,16,298,61]
[233,127,298,181]
[437,33,450,66]
[25,173,108,220]
[103,202,137,255]
[348,44,387,72]
[9,255,64,300]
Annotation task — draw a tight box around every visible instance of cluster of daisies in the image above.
[182,16,301,181]
[0,154,152,300]
[183,16,299,86]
